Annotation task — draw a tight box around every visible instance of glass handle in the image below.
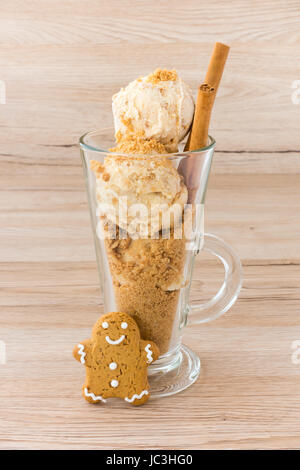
[188,233,242,325]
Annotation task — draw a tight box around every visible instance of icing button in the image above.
[109,362,117,370]
[110,379,119,388]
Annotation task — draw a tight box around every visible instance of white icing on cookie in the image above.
[110,379,119,388]
[109,362,117,370]
[125,390,149,403]
[84,387,106,403]
[78,343,86,364]
[105,335,125,345]
[145,344,153,363]
[102,321,109,329]
[121,322,128,329]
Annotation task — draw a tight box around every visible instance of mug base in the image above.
[148,344,201,398]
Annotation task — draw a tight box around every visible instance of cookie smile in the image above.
[105,335,125,345]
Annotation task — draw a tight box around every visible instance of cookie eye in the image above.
[102,321,109,329]
[121,322,128,330]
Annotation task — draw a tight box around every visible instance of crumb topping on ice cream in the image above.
[146,68,178,84]
[109,132,168,155]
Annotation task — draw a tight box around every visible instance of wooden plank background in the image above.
[0,0,300,450]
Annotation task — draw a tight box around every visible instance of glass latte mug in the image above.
[79,129,242,397]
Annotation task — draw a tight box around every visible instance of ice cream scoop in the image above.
[112,69,194,153]
[91,155,188,238]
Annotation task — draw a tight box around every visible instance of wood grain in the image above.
[0,0,300,450]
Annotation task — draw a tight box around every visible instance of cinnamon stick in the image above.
[188,83,215,151]
[205,42,230,95]
[179,42,230,203]
[185,42,230,151]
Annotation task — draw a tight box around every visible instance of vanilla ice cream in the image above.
[91,155,188,237]
[112,69,194,152]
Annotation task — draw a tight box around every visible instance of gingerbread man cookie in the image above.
[73,312,160,406]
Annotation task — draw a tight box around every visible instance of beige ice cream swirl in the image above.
[112,69,194,153]
[91,152,187,238]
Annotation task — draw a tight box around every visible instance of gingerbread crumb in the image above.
[120,115,134,133]
[102,172,110,182]
[109,133,168,155]
[115,130,123,143]
[147,68,178,85]
[103,221,187,354]
[90,160,104,175]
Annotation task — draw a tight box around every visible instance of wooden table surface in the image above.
[1,0,300,450]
